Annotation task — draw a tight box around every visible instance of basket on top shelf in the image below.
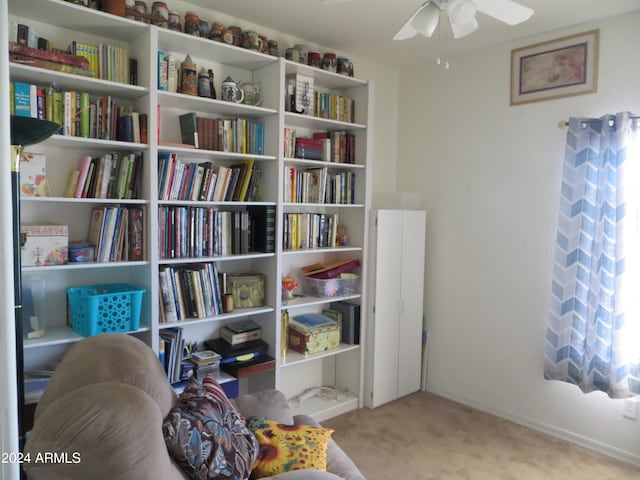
[67,283,145,336]
[300,258,360,298]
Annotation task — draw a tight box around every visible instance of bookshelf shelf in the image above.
[21,196,148,205]
[159,306,275,329]
[284,157,365,170]
[283,60,367,89]
[158,91,278,118]
[22,260,149,273]
[280,344,360,368]
[10,0,370,423]
[289,392,359,423]
[40,135,149,150]
[8,0,148,39]
[282,246,363,255]
[280,292,361,310]
[10,64,149,100]
[284,112,366,131]
[157,28,278,71]
[157,145,276,162]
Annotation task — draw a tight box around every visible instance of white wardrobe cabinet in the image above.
[365,209,426,408]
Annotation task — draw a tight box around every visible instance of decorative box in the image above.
[20,224,68,266]
[288,313,341,356]
[68,241,95,263]
[229,274,265,308]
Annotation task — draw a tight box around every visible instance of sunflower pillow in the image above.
[246,416,334,479]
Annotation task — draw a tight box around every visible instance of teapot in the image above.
[221,76,244,103]
[240,82,263,106]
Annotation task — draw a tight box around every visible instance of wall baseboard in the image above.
[426,384,640,469]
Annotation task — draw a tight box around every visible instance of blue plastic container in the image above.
[67,283,145,336]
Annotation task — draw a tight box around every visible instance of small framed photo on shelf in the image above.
[295,73,314,115]
[510,29,599,106]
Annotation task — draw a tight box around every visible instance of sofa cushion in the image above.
[24,382,186,480]
[163,375,258,480]
[232,389,294,425]
[35,333,177,421]
[247,416,334,479]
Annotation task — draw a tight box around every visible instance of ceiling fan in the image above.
[393,0,534,40]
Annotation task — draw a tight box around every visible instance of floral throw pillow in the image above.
[246,416,334,479]
[163,375,258,480]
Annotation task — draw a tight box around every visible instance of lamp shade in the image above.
[10,116,59,147]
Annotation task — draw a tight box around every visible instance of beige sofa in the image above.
[24,333,364,480]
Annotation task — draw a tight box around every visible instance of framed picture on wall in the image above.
[510,29,599,106]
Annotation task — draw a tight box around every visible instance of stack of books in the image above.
[204,319,275,378]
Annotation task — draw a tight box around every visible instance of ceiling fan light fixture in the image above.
[448,0,479,38]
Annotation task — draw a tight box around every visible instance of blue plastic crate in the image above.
[67,283,145,336]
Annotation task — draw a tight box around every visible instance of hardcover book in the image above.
[179,112,199,148]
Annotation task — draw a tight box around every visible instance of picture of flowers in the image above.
[510,29,599,105]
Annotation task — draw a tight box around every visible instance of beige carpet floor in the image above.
[322,391,640,480]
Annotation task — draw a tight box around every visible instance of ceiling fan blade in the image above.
[393,3,426,40]
[393,1,443,40]
[473,0,534,25]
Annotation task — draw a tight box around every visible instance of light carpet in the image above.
[322,391,640,479]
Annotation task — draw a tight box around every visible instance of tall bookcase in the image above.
[7,0,371,423]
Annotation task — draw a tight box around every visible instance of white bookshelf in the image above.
[8,0,371,422]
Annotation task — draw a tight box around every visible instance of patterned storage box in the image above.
[288,313,341,356]
[301,275,359,297]
[20,224,68,266]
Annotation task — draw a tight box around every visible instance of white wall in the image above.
[396,11,640,465]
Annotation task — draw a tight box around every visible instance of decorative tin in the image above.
[228,274,265,308]
[288,313,341,356]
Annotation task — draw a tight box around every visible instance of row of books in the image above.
[159,327,185,383]
[159,262,226,323]
[284,166,356,205]
[158,154,261,202]
[64,152,143,200]
[158,205,273,260]
[178,113,265,155]
[86,205,145,262]
[157,52,181,93]
[70,40,134,85]
[283,212,339,250]
[10,82,146,142]
[314,92,356,123]
[284,128,356,164]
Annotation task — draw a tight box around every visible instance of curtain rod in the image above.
[558,116,640,129]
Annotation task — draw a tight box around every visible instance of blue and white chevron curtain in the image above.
[545,112,640,398]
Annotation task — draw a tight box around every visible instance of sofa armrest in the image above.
[294,415,366,480]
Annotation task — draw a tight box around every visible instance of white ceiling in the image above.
[193,0,640,68]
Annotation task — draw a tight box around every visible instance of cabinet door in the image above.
[397,210,426,398]
[370,210,403,407]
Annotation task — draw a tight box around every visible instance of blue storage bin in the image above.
[67,283,145,336]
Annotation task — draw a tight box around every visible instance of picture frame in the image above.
[510,29,599,106]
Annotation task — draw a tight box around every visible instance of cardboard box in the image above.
[20,224,68,266]
[228,274,265,308]
[288,313,341,356]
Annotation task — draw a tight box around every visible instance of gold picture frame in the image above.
[510,29,599,106]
